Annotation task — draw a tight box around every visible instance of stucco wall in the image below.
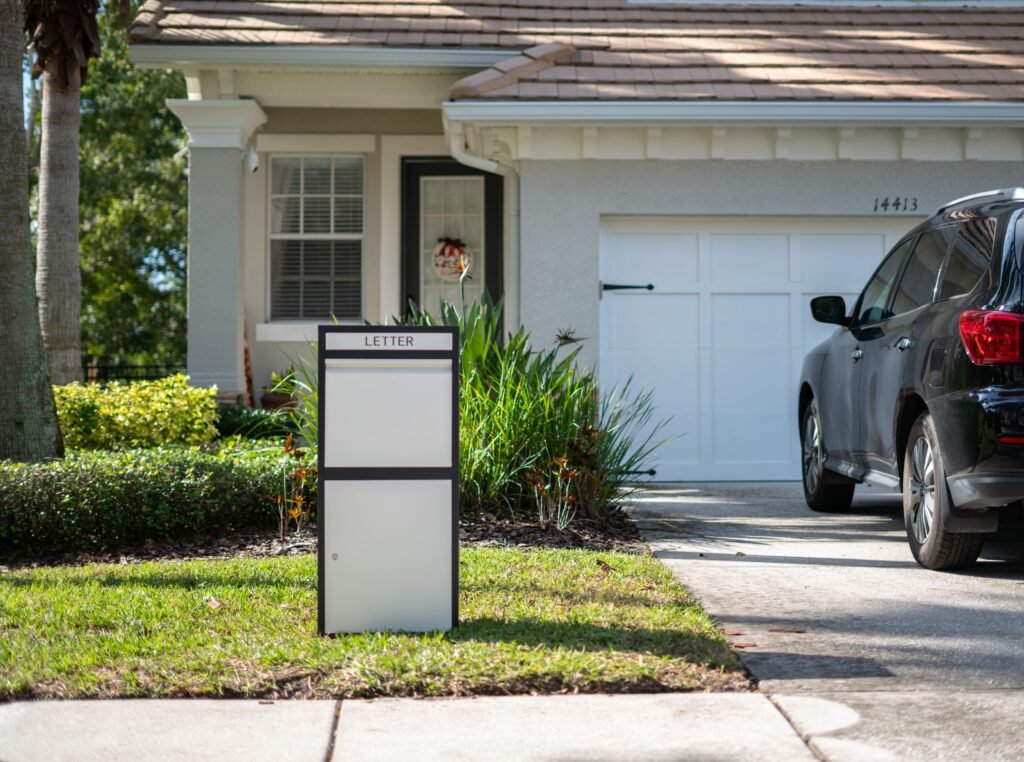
[518,159,1024,369]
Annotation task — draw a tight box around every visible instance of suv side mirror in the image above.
[811,295,848,326]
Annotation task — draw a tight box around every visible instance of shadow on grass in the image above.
[448,617,733,663]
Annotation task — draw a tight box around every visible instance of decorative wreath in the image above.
[432,237,473,282]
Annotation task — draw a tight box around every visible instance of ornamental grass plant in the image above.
[400,299,665,522]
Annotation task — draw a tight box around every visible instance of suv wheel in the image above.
[802,399,855,512]
[902,412,984,570]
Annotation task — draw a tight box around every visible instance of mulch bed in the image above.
[0,507,646,572]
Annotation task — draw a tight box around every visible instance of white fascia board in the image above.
[443,101,1024,127]
[131,45,516,70]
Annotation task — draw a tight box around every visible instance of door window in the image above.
[855,238,914,325]
[939,218,996,300]
[891,229,952,315]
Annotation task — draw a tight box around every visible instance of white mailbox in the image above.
[317,326,458,635]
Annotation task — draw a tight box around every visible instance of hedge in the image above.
[0,446,292,557]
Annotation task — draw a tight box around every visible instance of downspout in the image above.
[444,118,521,332]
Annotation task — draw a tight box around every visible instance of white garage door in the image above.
[599,216,918,481]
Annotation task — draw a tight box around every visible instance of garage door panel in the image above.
[607,294,697,349]
[609,347,700,466]
[710,234,789,284]
[712,294,789,348]
[801,234,888,287]
[604,233,699,291]
[713,349,790,415]
[713,413,794,465]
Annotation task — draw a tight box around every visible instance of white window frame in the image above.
[265,153,367,325]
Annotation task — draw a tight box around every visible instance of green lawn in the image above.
[0,547,746,699]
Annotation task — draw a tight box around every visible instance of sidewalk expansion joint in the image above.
[324,700,342,762]
[764,690,828,762]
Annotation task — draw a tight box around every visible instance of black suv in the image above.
[799,188,1024,570]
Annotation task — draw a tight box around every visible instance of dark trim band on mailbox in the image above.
[323,350,454,361]
[321,466,456,481]
[317,324,460,636]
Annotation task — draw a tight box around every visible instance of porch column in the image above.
[167,99,267,398]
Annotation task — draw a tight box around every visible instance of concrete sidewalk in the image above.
[0,693,815,762]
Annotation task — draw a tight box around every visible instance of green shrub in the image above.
[54,375,218,450]
[215,401,294,440]
[0,445,291,556]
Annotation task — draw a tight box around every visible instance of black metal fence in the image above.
[83,364,185,383]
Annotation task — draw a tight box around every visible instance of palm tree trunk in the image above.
[0,0,64,461]
[35,65,83,384]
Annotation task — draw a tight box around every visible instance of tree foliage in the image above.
[77,10,187,367]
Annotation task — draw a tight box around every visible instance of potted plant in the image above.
[260,368,296,410]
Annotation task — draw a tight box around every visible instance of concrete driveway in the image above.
[630,483,1024,762]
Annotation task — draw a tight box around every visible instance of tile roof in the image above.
[131,2,1024,101]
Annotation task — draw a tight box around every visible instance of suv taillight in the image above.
[959,310,1024,365]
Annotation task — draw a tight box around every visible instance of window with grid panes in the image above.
[269,157,364,320]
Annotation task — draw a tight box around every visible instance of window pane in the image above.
[303,281,332,319]
[333,281,362,320]
[891,230,950,315]
[271,158,301,195]
[334,158,363,195]
[303,158,331,195]
[304,240,333,277]
[857,238,913,325]
[334,197,363,234]
[304,197,332,234]
[940,218,995,300]
[271,197,301,234]
[270,240,303,278]
[334,240,362,279]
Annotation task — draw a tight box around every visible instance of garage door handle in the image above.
[602,282,654,292]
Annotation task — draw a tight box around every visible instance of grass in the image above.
[0,547,746,700]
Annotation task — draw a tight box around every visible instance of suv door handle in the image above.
[897,337,913,352]
[851,348,863,361]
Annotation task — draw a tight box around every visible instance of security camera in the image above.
[244,147,259,173]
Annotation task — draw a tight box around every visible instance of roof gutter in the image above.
[130,44,516,70]
[443,100,1024,127]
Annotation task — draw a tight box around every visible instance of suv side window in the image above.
[891,229,952,315]
[855,238,915,325]
[939,217,996,300]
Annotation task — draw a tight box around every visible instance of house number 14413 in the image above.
[873,197,919,212]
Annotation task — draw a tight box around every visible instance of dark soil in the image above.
[0,507,646,571]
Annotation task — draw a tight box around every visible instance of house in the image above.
[130,0,1024,480]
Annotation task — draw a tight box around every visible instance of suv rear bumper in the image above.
[946,473,1024,510]
[931,387,1024,510]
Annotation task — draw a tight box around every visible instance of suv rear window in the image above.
[891,229,951,315]
[939,218,996,300]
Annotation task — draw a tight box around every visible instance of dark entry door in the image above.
[401,157,503,316]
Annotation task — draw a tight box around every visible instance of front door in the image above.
[401,158,503,317]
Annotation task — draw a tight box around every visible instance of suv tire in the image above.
[802,399,855,512]
[902,412,984,570]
